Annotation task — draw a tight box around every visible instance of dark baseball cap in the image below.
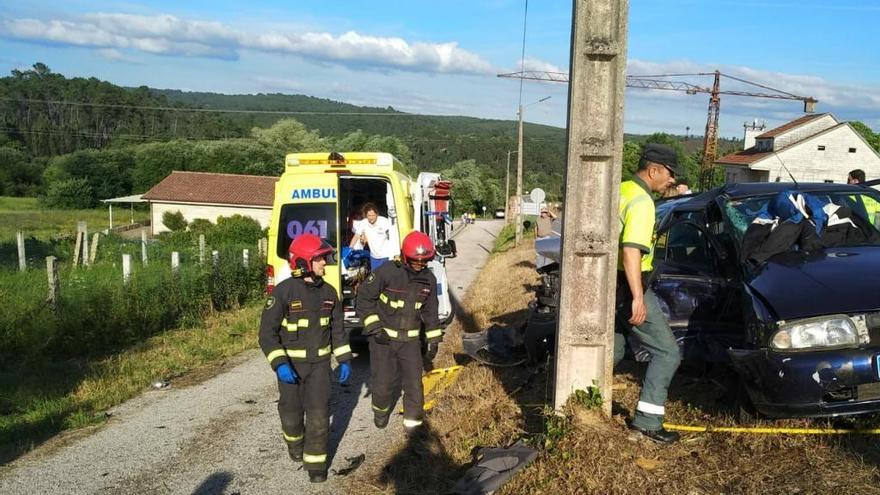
[641,143,682,177]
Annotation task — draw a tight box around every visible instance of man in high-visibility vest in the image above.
[614,143,681,444]
[259,234,353,483]
[848,169,880,226]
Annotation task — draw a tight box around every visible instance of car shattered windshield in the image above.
[723,189,880,250]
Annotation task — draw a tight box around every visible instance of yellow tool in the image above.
[397,365,464,413]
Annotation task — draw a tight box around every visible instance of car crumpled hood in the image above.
[746,246,880,320]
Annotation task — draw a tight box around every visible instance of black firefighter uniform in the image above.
[356,260,444,428]
[259,276,352,472]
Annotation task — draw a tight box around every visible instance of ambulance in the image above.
[266,152,455,331]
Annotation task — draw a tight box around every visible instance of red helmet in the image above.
[401,231,435,266]
[289,234,334,276]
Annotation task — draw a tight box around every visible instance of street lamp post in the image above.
[515,96,551,246]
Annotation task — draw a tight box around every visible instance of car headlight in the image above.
[770,315,859,350]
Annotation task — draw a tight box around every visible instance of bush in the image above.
[187,218,214,236]
[162,210,188,232]
[42,178,95,209]
[209,215,264,245]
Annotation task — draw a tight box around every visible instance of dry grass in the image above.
[345,238,880,495]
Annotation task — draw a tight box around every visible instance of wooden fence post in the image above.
[199,235,206,265]
[17,231,26,272]
[171,251,180,275]
[46,256,60,310]
[141,231,149,266]
[89,233,100,265]
[78,221,89,267]
[122,254,131,284]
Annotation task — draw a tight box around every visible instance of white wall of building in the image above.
[150,202,272,234]
[751,124,880,183]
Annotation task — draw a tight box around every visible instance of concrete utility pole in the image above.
[554,0,629,415]
[505,150,517,222]
[515,105,525,245]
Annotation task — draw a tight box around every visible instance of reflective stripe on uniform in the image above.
[320,316,330,326]
[403,418,423,428]
[425,329,443,339]
[372,403,390,412]
[283,432,303,442]
[303,453,327,464]
[317,345,331,356]
[287,349,307,358]
[407,329,420,338]
[384,328,399,338]
[364,314,380,326]
[281,318,298,332]
[636,400,665,416]
[297,318,309,327]
[266,349,287,363]
[414,301,423,309]
[333,344,351,357]
[379,293,405,308]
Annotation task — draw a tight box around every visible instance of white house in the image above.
[142,171,276,234]
[717,113,880,184]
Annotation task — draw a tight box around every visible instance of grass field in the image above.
[0,196,148,240]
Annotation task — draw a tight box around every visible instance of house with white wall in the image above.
[717,113,880,184]
[142,171,276,234]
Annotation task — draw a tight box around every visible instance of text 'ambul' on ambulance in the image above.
[266,151,456,337]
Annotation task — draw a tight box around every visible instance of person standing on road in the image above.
[356,231,444,435]
[354,202,400,271]
[614,143,682,444]
[259,234,353,483]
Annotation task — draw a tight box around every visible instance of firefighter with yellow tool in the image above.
[259,234,352,483]
[357,231,444,434]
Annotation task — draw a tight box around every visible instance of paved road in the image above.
[0,220,504,495]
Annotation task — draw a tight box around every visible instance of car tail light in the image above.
[266,265,275,294]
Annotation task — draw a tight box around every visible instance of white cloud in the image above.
[520,56,564,74]
[0,13,494,74]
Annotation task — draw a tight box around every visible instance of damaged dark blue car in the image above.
[650,182,880,418]
[535,181,880,419]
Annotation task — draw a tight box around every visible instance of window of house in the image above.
[817,145,825,151]
[849,148,857,153]
[824,179,834,183]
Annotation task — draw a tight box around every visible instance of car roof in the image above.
[661,182,873,213]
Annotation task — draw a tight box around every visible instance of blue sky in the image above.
[1,0,878,140]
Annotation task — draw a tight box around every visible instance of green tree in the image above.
[132,140,196,192]
[209,215,264,245]
[849,121,879,152]
[251,118,325,157]
[43,178,95,209]
[162,210,188,232]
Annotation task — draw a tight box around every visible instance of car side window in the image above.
[665,222,714,271]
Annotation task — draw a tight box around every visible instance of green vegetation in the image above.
[0,196,148,240]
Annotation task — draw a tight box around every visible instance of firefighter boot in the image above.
[374,409,391,429]
[309,470,328,483]
[287,442,303,462]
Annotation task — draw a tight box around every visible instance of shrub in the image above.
[187,218,214,236]
[209,215,264,245]
[42,178,95,209]
[162,210,188,232]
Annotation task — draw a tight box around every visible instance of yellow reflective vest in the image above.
[618,178,656,272]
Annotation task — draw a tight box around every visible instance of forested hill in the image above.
[154,88,568,176]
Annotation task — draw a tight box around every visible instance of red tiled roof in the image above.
[142,171,276,207]
[755,113,826,138]
[715,148,774,166]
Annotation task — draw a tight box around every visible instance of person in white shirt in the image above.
[351,202,400,270]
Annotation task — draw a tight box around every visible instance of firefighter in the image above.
[356,231,444,434]
[259,234,353,483]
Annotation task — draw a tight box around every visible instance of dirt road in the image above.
[0,220,504,495]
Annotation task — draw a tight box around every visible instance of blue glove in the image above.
[276,363,298,384]
[337,362,351,384]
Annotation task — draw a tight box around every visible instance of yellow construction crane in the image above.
[498,70,818,190]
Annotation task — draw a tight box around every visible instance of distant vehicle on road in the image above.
[494,208,505,219]
[537,181,880,419]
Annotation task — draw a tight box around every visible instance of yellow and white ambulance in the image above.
[266,152,453,330]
